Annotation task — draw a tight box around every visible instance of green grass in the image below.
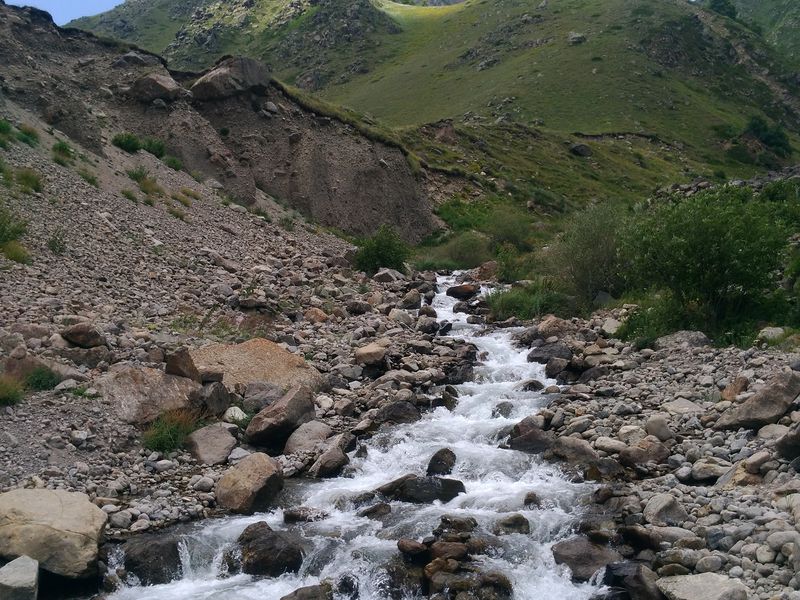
[163,155,183,171]
[121,189,138,202]
[47,228,67,255]
[0,374,23,406]
[113,132,142,153]
[25,366,60,391]
[77,169,99,187]
[53,140,73,165]
[2,241,31,264]
[171,192,192,207]
[486,280,571,321]
[16,168,42,193]
[142,410,202,452]
[15,124,39,147]
[167,205,186,220]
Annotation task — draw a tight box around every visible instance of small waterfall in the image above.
[107,275,600,600]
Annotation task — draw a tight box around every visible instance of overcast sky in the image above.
[7,1,124,25]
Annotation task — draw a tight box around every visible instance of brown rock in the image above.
[304,308,328,324]
[552,536,622,582]
[165,348,201,382]
[186,423,237,465]
[715,372,800,430]
[216,453,284,514]
[190,57,271,101]
[246,385,316,451]
[61,322,106,348]
[130,73,184,103]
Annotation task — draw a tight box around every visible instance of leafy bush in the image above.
[619,187,788,326]
[486,279,570,320]
[485,205,533,251]
[47,228,67,255]
[414,231,492,272]
[163,155,183,171]
[0,120,11,136]
[25,366,60,391]
[127,166,149,182]
[354,224,410,274]
[709,0,736,18]
[16,168,42,193]
[745,116,792,157]
[544,203,624,309]
[52,141,73,166]
[0,374,23,406]
[142,137,165,158]
[143,410,201,452]
[113,133,141,153]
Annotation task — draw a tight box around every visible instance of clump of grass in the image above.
[52,140,73,166]
[143,196,155,206]
[77,169,99,188]
[128,166,162,196]
[354,224,410,274]
[171,192,192,207]
[0,374,23,406]
[181,188,201,200]
[2,240,31,263]
[163,156,183,171]
[16,168,42,193]
[112,132,141,153]
[142,410,202,452]
[279,215,295,231]
[127,166,149,182]
[142,137,165,158]
[0,160,12,187]
[0,204,27,245]
[0,120,11,136]
[25,366,60,391]
[487,279,570,321]
[15,124,39,147]
[167,206,186,220]
[121,189,138,202]
[47,227,67,255]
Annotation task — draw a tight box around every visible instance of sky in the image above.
[7,0,124,25]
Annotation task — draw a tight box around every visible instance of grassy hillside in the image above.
[70,0,800,236]
[733,0,800,68]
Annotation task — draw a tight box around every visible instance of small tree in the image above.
[354,224,410,274]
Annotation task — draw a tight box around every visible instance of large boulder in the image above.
[236,522,303,576]
[191,57,271,100]
[95,366,201,425]
[715,372,800,430]
[186,423,238,466]
[130,73,185,103]
[0,490,107,578]
[280,583,333,600]
[427,448,457,476]
[61,322,106,348]
[120,533,182,585]
[654,331,710,350]
[307,446,349,478]
[0,555,38,600]
[3,353,87,383]
[354,342,387,366]
[655,572,748,600]
[552,536,622,582]
[643,494,688,526]
[216,453,284,514]
[527,342,572,364]
[508,417,555,454]
[380,475,465,504]
[284,420,332,455]
[191,338,323,393]
[246,385,316,451]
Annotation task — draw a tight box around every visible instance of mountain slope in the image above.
[733,0,800,68]
[69,0,800,222]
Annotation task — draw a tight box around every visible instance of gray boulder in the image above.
[552,536,623,582]
[655,572,748,600]
[246,385,316,451]
[0,555,38,600]
[715,372,800,430]
[186,423,237,466]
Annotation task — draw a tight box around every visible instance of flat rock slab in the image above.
[656,572,748,600]
[191,338,323,393]
[186,423,238,465]
[0,489,107,578]
[0,555,38,600]
[662,398,703,414]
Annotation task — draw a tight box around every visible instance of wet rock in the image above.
[121,534,181,585]
[601,562,661,600]
[552,536,623,582]
[246,385,316,451]
[0,555,38,600]
[186,423,237,466]
[655,572,748,600]
[280,583,333,600]
[236,522,303,577]
[493,513,530,535]
[715,372,800,430]
[380,475,465,504]
[446,284,480,300]
[308,446,349,478]
[426,448,457,476]
[376,401,420,424]
[216,452,284,514]
[527,342,572,364]
[0,489,107,578]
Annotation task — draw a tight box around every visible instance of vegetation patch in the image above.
[52,140,74,166]
[16,168,42,193]
[112,132,142,153]
[142,409,202,452]
[354,224,410,274]
[0,374,23,406]
[15,124,39,147]
[163,155,183,171]
[25,366,61,391]
[487,279,570,321]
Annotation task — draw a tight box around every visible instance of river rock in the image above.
[0,489,107,578]
[715,371,800,430]
[527,342,572,364]
[552,536,622,582]
[216,452,284,514]
[284,420,332,454]
[308,446,349,478]
[381,475,465,503]
[655,572,748,600]
[354,342,386,366]
[280,583,333,600]
[246,385,316,450]
[191,338,323,392]
[776,422,800,459]
[121,533,181,585]
[95,366,201,424]
[186,423,237,465]
[446,284,480,299]
[427,448,457,475]
[643,493,688,526]
[601,562,661,600]
[0,555,38,600]
[236,522,303,576]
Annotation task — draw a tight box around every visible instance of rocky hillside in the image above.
[0,1,435,242]
[734,0,800,68]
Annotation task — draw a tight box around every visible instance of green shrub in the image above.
[167,206,186,220]
[163,155,183,171]
[354,224,410,274]
[0,374,23,406]
[544,203,624,309]
[127,166,149,182]
[279,215,295,231]
[25,366,60,391]
[16,168,42,193]
[619,187,788,326]
[47,228,67,255]
[1,240,30,263]
[485,205,533,251]
[77,169,99,187]
[15,124,39,147]
[709,0,736,18]
[745,116,792,157]
[143,410,201,452]
[486,279,570,320]
[0,205,26,245]
[52,140,73,165]
[142,137,165,158]
[121,189,137,202]
[113,132,141,153]
[0,120,11,136]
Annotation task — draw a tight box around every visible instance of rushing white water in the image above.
[108,275,599,600]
